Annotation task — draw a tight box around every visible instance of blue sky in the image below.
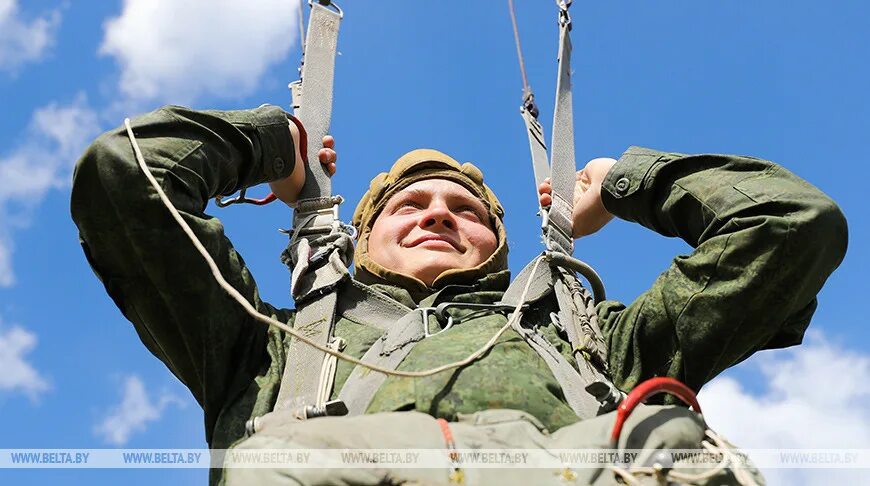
[0,1,867,484]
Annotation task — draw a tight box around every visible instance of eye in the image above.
[393,200,423,214]
[455,205,484,221]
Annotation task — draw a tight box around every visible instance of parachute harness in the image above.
[121,0,604,414]
[124,1,756,483]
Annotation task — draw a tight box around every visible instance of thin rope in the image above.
[609,429,760,486]
[124,118,541,379]
[507,0,530,98]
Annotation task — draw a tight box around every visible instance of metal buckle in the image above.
[302,399,348,419]
[215,187,277,207]
[522,91,540,119]
[282,195,357,241]
[310,0,343,18]
[556,0,572,29]
[418,307,454,338]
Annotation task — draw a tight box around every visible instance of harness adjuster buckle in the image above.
[283,195,357,241]
[301,399,349,419]
[417,307,454,338]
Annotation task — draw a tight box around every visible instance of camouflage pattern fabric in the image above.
[70,106,847,485]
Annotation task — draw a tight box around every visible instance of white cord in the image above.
[608,428,760,486]
[124,118,541,379]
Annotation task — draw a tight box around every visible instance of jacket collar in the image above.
[358,269,511,307]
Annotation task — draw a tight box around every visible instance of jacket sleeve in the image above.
[596,146,848,395]
[70,105,296,434]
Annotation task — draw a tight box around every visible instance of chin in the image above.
[404,250,467,282]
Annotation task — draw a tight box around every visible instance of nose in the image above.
[418,201,456,230]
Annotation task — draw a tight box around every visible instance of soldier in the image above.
[71,105,846,485]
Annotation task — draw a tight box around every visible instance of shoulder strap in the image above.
[336,280,413,331]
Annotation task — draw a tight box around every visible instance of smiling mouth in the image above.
[406,234,462,251]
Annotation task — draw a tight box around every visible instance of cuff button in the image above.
[273,157,286,175]
[615,177,630,194]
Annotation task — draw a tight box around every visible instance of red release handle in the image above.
[609,377,702,448]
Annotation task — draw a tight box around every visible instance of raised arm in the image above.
[558,147,847,395]
[70,105,304,437]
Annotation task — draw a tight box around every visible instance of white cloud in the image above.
[94,375,184,446]
[0,95,100,286]
[699,331,870,485]
[0,0,60,73]
[0,321,50,401]
[99,0,300,104]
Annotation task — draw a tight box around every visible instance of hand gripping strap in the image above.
[296,2,341,200]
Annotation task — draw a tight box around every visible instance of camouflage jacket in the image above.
[70,105,847,478]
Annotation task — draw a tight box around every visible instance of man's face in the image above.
[367,178,498,286]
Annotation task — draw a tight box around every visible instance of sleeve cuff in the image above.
[248,105,297,182]
[601,146,666,225]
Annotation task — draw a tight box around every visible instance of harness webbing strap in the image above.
[273,1,344,417]
[510,316,601,418]
[552,269,609,374]
[337,311,426,415]
[501,255,554,307]
[499,247,614,419]
[520,107,551,213]
[337,285,457,415]
[275,292,339,414]
[274,244,349,414]
[336,281,413,331]
[296,2,341,200]
[544,6,577,254]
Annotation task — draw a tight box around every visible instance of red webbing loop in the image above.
[609,377,703,448]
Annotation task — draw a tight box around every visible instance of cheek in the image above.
[465,223,498,257]
[367,216,410,263]
[367,221,391,261]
